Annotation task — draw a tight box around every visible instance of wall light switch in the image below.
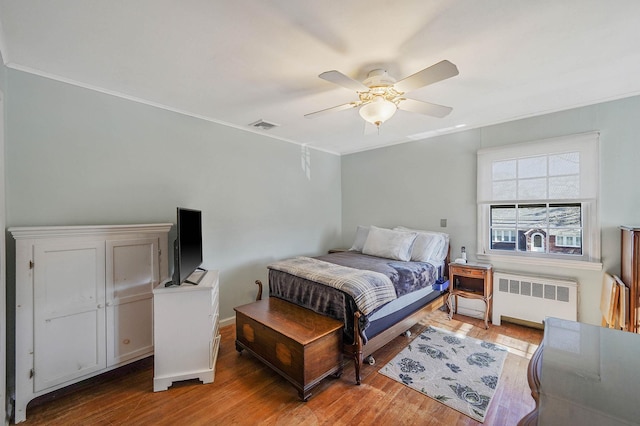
[440,219,447,227]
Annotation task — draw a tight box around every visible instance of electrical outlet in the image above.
[440,219,447,227]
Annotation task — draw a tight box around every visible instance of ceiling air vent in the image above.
[249,119,279,131]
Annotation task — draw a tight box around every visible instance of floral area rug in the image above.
[379,326,508,422]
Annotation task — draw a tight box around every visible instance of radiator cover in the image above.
[492,271,578,326]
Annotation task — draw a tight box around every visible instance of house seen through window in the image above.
[490,203,582,255]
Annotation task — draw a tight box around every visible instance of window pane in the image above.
[518,205,546,226]
[549,175,580,199]
[492,180,516,200]
[489,203,583,256]
[493,160,516,180]
[518,178,547,199]
[492,153,582,201]
[549,152,579,176]
[549,204,581,227]
[490,205,516,251]
[491,205,516,223]
[550,228,583,255]
[518,156,547,178]
[518,205,547,230]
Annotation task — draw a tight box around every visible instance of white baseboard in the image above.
[220,316,236,328]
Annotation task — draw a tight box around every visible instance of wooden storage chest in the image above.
[234,297,343,400]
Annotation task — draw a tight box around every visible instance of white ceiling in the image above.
[1,1,640,155]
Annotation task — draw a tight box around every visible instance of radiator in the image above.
[492,271,578,326]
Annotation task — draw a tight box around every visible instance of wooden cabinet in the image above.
[520,317,640,425]
[621,226,640,333]
[152,269,220,391]
[234,297,343,401]
[10,224,171,423]
[447,262,493,329]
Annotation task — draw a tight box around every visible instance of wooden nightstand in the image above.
[447,262,493,329]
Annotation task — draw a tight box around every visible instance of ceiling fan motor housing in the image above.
[363,69,397,89]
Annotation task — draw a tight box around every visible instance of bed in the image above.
[255,225,450,384]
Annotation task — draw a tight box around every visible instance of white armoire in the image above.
[9,223,172,423]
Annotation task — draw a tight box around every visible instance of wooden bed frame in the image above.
[347,293,446,384]
[254,254,449,385]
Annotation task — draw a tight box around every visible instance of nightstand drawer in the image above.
[452,266,486,278]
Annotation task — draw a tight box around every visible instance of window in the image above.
[477,132,600,263]
[489,203,583,255]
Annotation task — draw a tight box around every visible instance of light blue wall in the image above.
[0,51,5,91]
[6,65,640,327]
[0,49,7,426]
[5,70,342,321]
[342,96,640,326]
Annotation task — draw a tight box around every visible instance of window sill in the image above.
[476,253,602,271]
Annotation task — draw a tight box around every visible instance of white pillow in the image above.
[395,226,450,262]
[349,225,370,251]
[362,226,417,261]
[403,230,440,261]
[432,232,450,262]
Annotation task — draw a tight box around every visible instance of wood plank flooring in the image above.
[16,309,542,425]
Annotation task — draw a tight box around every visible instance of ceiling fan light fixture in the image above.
[359,97,397,127]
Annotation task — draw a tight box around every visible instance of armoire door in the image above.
[33,240,106,392]
[105,237,159,367]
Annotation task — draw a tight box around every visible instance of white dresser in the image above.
[9,223,172,423]
[152,269,220,391]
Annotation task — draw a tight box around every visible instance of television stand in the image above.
[153,270,220,391]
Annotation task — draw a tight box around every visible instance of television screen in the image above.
[172,207,203,285]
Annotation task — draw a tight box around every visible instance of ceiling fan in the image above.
[305,60,459,128]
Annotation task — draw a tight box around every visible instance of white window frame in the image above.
[476,132,601,270]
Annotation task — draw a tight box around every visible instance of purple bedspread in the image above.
[268,251,438,343]
[315,251,437,298]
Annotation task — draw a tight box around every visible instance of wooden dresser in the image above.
[234,297,343,400]
[621,226,640,333]
[520,317,640,425]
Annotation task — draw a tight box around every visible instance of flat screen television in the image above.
[168,207,204,286]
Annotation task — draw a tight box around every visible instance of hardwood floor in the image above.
[16,309,542,425]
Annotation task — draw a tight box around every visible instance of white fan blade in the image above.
[398,98,453,118]
[394,60,459,93]
[304,102,359,119]
[319,70,370,92]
